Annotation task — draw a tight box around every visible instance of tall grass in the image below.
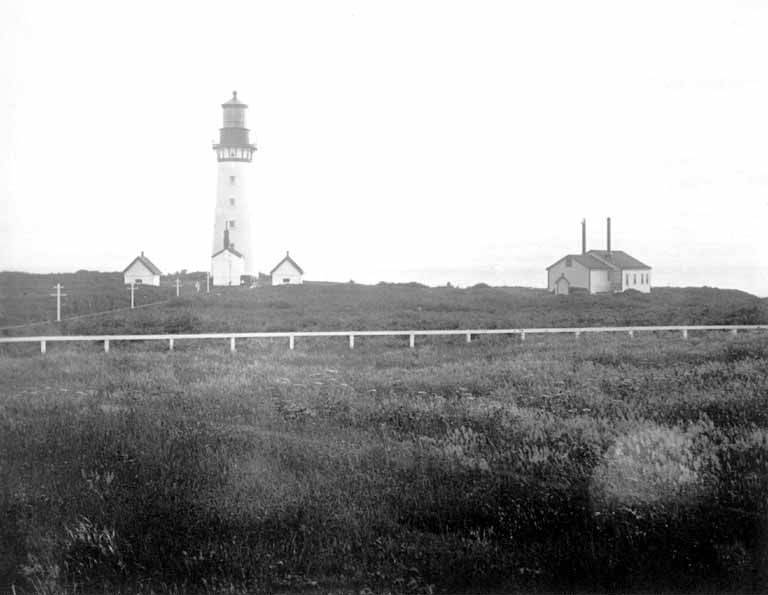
[2,333,768,593]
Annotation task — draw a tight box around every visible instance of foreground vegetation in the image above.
[2,331,768,593]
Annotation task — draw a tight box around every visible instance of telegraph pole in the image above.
[206,272,210,293]
[176,277,181,297]
[49,284,67,322]
[129,281,136,309]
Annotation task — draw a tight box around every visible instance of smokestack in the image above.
[581,219,586,254]
[606,217,611,253]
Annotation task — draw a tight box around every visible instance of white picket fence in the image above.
[1,325,767,354]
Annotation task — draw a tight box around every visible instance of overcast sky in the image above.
[2,0,767,294]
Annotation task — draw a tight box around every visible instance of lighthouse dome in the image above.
[222,90,247,108]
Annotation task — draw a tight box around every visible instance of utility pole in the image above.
[129,282,136,309]
[176,277,181,297]
[49,284,67,322]
[206,272,210,293]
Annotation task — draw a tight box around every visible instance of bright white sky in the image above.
[2,0,768,294]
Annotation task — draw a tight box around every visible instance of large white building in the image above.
[123,252,161,286]
[211,91,256,284]
[547,218,652,295]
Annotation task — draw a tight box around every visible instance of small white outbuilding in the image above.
[211,245,245,286]
[270,252,304,285]
[123,252,162,286]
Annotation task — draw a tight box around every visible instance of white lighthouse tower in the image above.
[211,91,256,283]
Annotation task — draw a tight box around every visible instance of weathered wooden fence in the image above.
[1,325,766,354]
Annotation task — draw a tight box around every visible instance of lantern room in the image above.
[213,91,256,162]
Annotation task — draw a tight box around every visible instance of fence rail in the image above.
[1,325,767,354]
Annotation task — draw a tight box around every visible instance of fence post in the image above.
[575,331,581,339]
[169,338,174,351]
[104,339,110,353]
[289,335,295,350]
[40,340,46,354]
[230,337,236,353]
[466,332,472,343]
[682,329,688,340]
[731,328,738,337]
[409,334,415,349]
[349,335,355,349]
[520,331,526,342]
[628,330,634,338]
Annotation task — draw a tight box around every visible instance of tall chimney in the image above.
[581,219,586,254]
[606,217,611,253]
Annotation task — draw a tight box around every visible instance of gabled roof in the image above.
[587,250,651,270]
[212,245,244,259]
[270,252,304,275]
[547,250,651,271]
[123,254,162,275]
[546,253,613,270]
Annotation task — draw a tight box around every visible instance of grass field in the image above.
[2,330,768,593]
[3,272,768,337]
[2,280,768,593]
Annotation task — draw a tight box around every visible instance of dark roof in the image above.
[212,245,244,259]
[587,250,651,270]
[222,91,247,108]
[270,252,304,275]
[546,253,613,270]
[547,250,651,271]
[123,254,161,275]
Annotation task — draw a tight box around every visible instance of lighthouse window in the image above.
[229,198,236,206]
[229,220,236,228]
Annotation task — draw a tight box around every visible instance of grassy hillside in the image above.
[3,271,768,337]
[0,271,178,328]
[2,333,768,593]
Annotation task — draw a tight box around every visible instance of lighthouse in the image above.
[211,91,256,283]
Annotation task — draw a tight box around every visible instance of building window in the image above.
[229,219,236,228]
[625,273,629,286]
[229,198,235,206]
[565,256,572,267]
[633,273,637,285]
[283,278,290,284]
[230,175,236,185]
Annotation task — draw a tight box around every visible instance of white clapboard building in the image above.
[547,218,652,295]
[211,227,245,286]
[123,252,162,286]
[270,252,304,285]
